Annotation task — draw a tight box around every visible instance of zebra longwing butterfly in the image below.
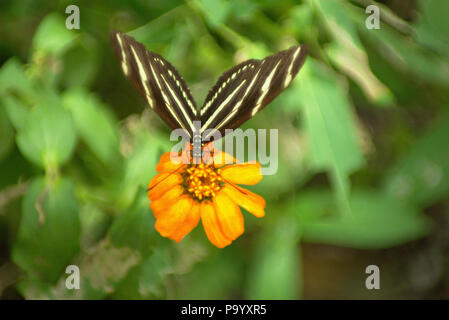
[110,31,308,158]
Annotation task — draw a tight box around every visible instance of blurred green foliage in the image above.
[0,0,448,299]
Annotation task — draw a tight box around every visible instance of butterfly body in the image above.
[110,31,308,155]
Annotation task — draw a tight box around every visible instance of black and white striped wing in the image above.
[200,45,308,139]
[110,31,198,136]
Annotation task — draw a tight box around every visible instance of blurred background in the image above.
[0,0,448,299]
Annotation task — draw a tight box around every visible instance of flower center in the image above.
[184,163,223,201]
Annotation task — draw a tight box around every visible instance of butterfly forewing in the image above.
[199,59,258,135]
[110,31,308,142]
[200,45,308,139]
[110,31,198,136]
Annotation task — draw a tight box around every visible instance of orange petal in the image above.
[147,172,182,201]
[155,195,193,237]
[155,152,185,172]
[200,201,232,248]
[150,185,184,219]
[170,202,201,242]
[213,191,244,240]
[213,150,237,168]
[220,162,262,185]
[221,184,265,218]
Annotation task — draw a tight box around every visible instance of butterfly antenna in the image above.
[220,175,251,196]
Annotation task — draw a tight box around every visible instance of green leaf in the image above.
[1,94,30,131]
[32,13,77,56]
[249,123,309,200]
[228,0,259,22]
[62,87,120,168]
[16,92,76,169]
[54,239,141,299]
[138,247,173,298]
[298,58,364,210]
[290,190,336,225]
[326,43,394,106]
[110,188,156,256]
[314,0,393,105]
[112,244,174,300]
[58,37,98,87]
[300,190,431,249]
[287,4,314,32]
[361,20,449,86]
[246,216,301,299]
[0,58,35,98]
[79,204,111,250]
[0,102,14,162]
[383,112,449,207]
[111,265,144,300]
[120,128,168,205]
[12,176,80,283]
[179,249,243,299]
[414,0,449,55]
[15,280,53,299]
[78,240,141,297]
[194,0,231,27]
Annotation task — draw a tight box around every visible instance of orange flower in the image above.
[147,145,265,248]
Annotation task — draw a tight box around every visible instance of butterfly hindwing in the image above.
[200,45,308,139]
[110,31,198,136]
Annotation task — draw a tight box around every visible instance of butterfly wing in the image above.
[200,45,308,140]
[110,31,198,137]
